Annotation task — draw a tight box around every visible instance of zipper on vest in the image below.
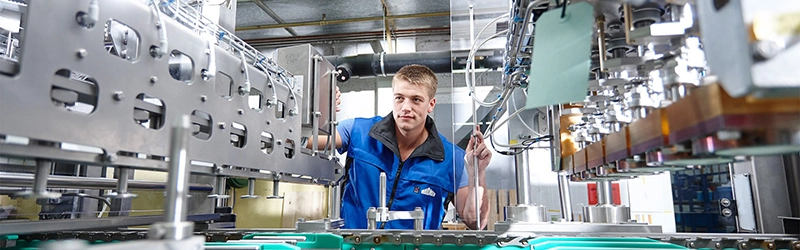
[380,160,405,229]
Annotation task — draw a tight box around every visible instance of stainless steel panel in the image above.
[0,0,335,181]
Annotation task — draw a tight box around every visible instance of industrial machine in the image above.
[1,0,799,249]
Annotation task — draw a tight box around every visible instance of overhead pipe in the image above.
[326,51,503,81]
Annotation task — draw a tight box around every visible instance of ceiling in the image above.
[234,0,453,45]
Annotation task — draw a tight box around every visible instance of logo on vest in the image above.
[413,186,420,193]
[420,187,436,197]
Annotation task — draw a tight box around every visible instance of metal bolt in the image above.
[720,198,731,207]
[150,76,158,84]
[237,109,244,115]
[105,154,118,163]
[200,95,207,102]
[688,242,696,248]
[767,243,775,249]
[740,242,748,249]
[755,40,784,60]
[353,236,361,244]
[373,237,380,244]
[218,122,226,129]
[113,91,125,101]
[794,243,800,249]
[715,242,722,249]
[77,49,87,58]
[722,208,733,217]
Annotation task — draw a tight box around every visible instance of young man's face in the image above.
[392,79,436,133]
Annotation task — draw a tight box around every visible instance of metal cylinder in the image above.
[598,180,614,205]
[557,171,573,221]
[784,154,800,217]
[379,172,387,208]
[214,176,228,206]
[33,160,53,194]
[272,176,281,197]
[164,115,192,228]
[583,204,631,223]
[247,178,256,195]
[116,167,131,194]
[367,207,377,230]
[413,207,424,230]
[504,204,548,223]
[514,149,532,205]
[327,182,341,219]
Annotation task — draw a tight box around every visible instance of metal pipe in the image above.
[164,115,191,226]
[236,11,450,31]
[379,172,387,208]
[245,27,449,48]
[784,154,800,217]
[514,149,531,205]
[469,4,481,231]
[251,0,298,36]
[597,16,607,73]
[326,51,453,77]
[0,173,214,191]
[623,3,633,45]
[549,105,562,171]
[557,171,573,221]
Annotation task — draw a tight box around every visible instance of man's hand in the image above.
[335,86,341,112]
[465,126,491,174]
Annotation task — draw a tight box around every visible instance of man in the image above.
[315,64,490,230]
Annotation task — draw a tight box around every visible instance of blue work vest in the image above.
[340,115,465,230]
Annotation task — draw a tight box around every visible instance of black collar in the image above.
[368,112,445,162]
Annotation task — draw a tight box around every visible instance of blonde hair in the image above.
[392,64,438,99]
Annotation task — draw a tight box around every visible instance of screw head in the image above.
[200,95,208,102]
[715,242,722,249]
[767,243,775,249]
[237,109,244,115]
[105,154,117,163]
[77,49,87,58]
[720,198,731,207]
[722,208,733,217]
[688,242,696,248]
[113,91,125,101]
[218,122,226,129]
